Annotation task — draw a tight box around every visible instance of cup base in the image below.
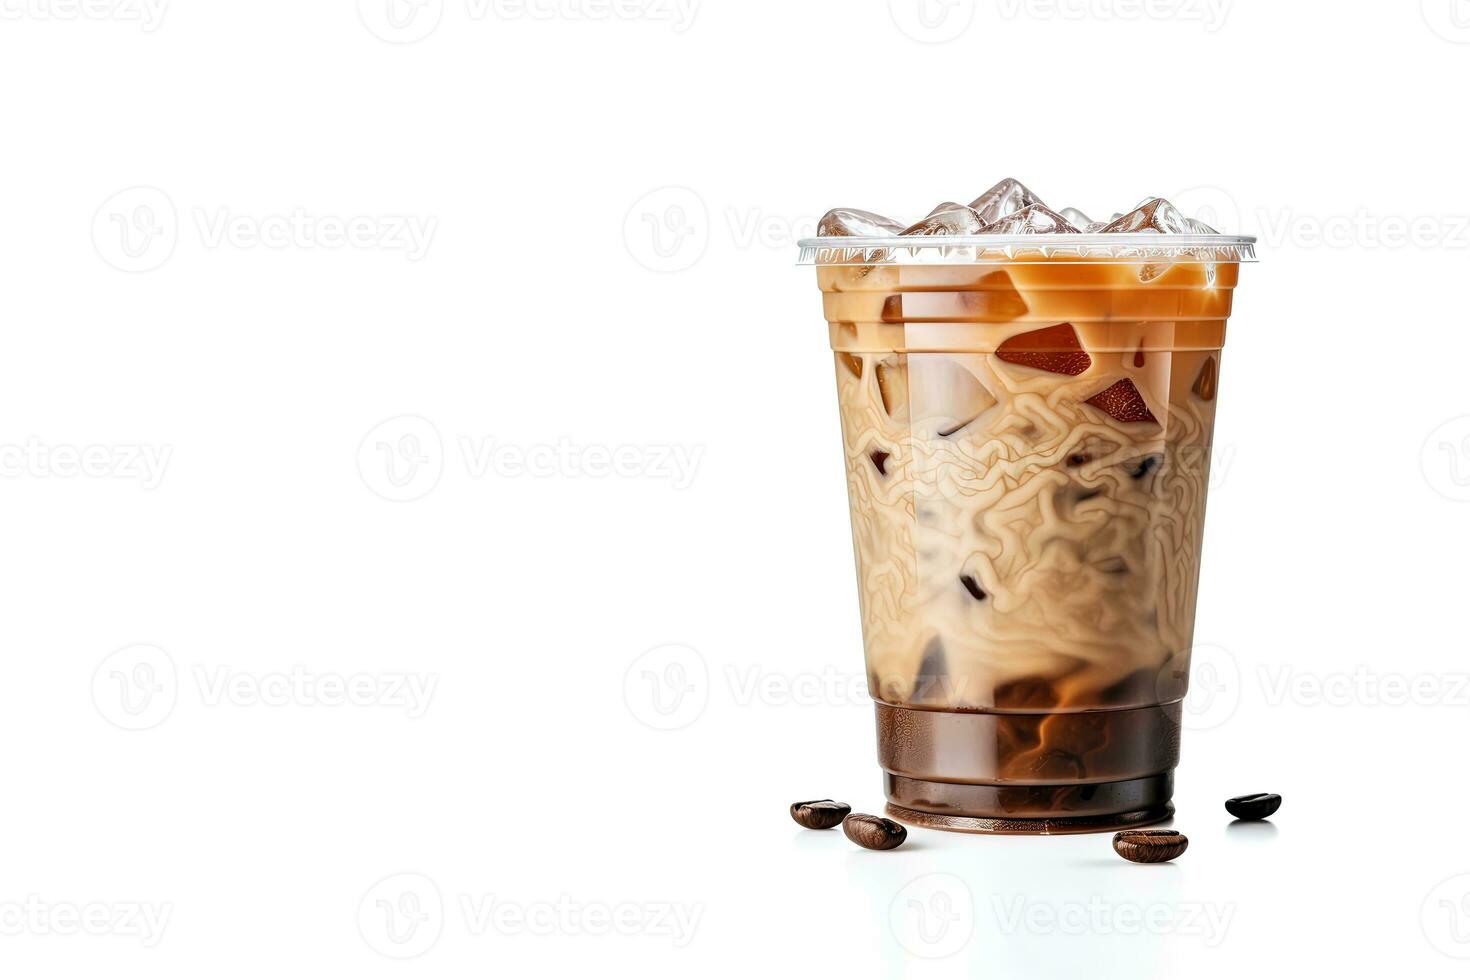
[885,800,1174,836]
[874,701,1179,834]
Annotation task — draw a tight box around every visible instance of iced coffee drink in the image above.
[802,180,1253,833]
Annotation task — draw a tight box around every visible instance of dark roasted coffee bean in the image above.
[1112,829,1188,863]
[1225,793,1281,821]
[789,799,850,830]
[843,813,907,850]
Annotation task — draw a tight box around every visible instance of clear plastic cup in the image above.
[800,233,1255,833]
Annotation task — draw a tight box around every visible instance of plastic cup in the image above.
[800,232,1254,833]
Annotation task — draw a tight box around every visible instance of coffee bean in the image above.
[1112,829,1188,863]
[1225,793,1281,821]
[790,799,851,830]
[843,813,907,850]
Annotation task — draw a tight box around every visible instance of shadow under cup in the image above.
[807,238,1250,834]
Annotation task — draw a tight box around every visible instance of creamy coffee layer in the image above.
[834,311,1222,713]
[817,181,1234,717]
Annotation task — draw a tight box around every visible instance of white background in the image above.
[3,0,1469,976]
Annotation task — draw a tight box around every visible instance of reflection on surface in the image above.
[791,829,844,852]
[842,828,1186,978]
[1226,819,1280,842]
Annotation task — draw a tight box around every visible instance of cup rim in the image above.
[797,232,1257,265]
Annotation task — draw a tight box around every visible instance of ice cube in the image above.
[1192,356,1218,402]
[980,204,1080,235]
[882,271,1027,322]
[1084,378,1157,424]
[967,178,1045,225]
[817,207,905,237]
[874,356,909,420]
[1100,198,1219,235]
[1189,217,1219,234]
[994,675,1060,709]
[908,356,997,434]
[911,638,949,703]
[996,323,1092,376]
[901,202,985,236]
[959,574,987,601]
[1101,198,1186,233]
[1059,207,1093,228]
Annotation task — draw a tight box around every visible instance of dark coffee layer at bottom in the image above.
[885,800,1174,836]
[875,701,1181,834]
[876,700,1182,783]
[885,771,1174,835]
